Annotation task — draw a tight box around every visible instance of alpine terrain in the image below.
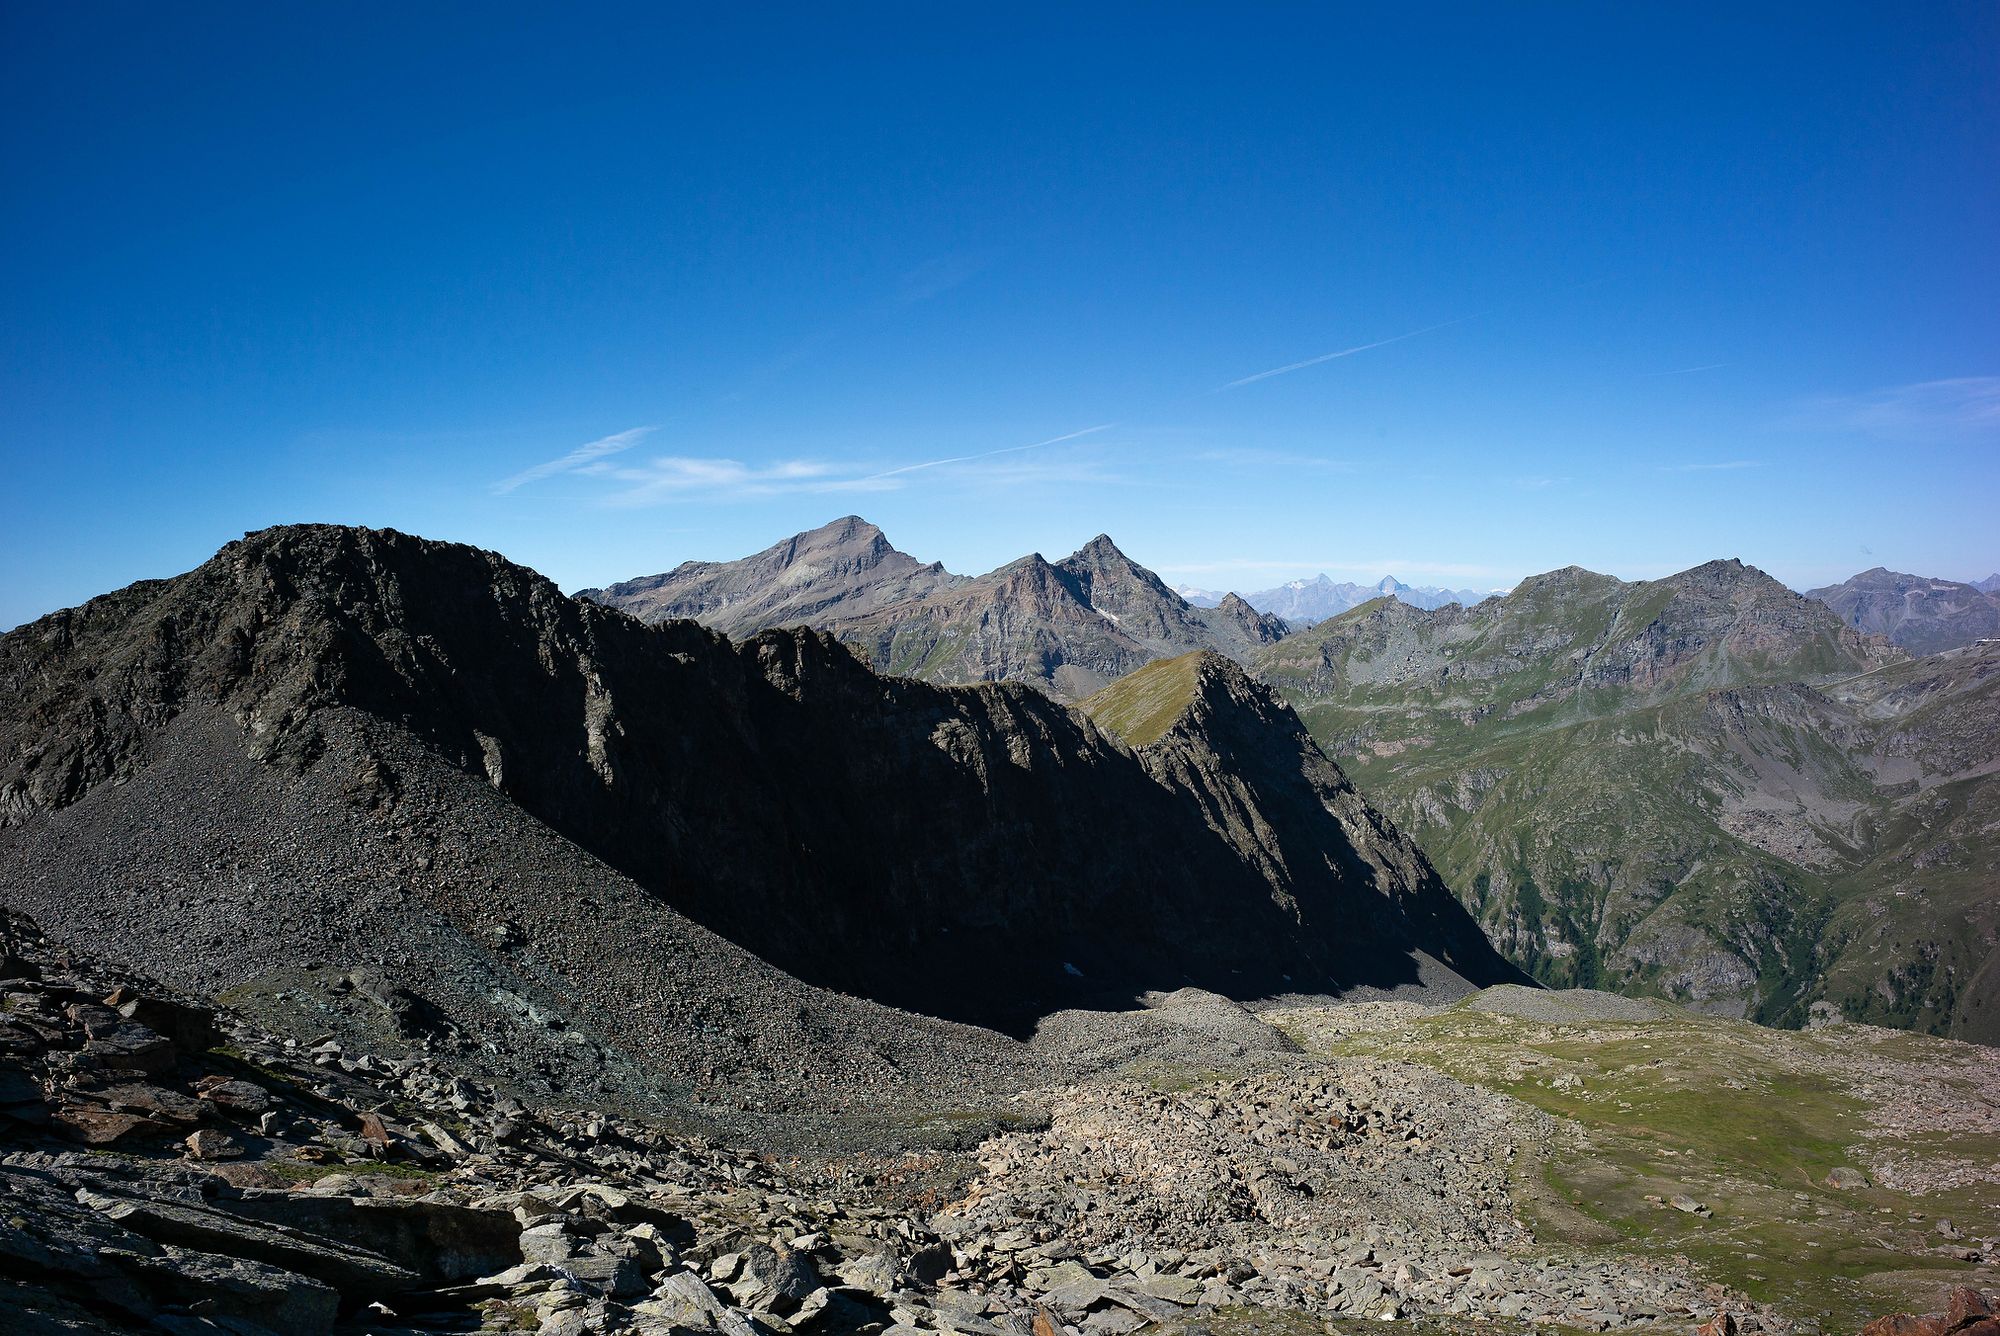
[1242,575,1486,626]
[2,529,1995,1335]
[1256,560,2000,1041]
[587,522,1287,700]
[1806,568,2000,656]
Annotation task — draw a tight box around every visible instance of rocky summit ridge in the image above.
[574,517,963,637]
[583,521,1286,701]
[0,524,1515,1140]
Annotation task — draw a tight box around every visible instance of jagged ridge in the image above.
[0,525,1519,1125]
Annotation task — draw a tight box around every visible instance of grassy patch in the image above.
[1271,1004,2000,1331]
[1080,652,1207,747]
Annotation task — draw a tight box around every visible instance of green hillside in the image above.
[1256,559,2000,1040]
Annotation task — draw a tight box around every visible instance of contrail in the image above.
[1217,316,1477,391]
[864,423,1117,480]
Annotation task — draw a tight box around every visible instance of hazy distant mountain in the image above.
[1976,573,2000,594]
[1243,574,1484,625]
[1805,567,2000,656]
[588,520,1290,701]
[1172,583,1225,608]
[576,515,961,635]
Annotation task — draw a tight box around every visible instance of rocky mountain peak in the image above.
[1057,534,1174,593]
[578,516,959,635]
[1806,565,2000,655]
[3,525,1523,1069]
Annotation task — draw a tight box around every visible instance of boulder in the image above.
[183,1128,244,1160]
[729,1242,822,1313]
[79,1190,423,1298]
[195,1076,277,1119]
[113,993,219,1053]
[80,1021,177,1077]
[216,1189,523,1284]
[51,1105,177,1147]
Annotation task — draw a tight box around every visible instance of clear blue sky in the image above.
[5,3,1997,629]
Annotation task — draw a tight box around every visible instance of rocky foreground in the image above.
[0,907,1878,1336]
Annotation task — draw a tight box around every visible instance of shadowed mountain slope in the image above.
[1806,566,2000,656]
[1082,652,1521,993]
[0,526,1516,1127]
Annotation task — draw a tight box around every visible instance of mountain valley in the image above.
[2,522,1995,1336]
[580,520,2000,1044]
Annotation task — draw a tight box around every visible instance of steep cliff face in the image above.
[0,527,1511,1072]
[1082,653,1524,993]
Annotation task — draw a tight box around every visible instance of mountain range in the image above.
[1257,562,2000,1041]
[583,518,1287,700]
[582,519,2000,1042]
[1241,573,1487,624]
[1805,566,2000,656]
[0,524,1518,1134]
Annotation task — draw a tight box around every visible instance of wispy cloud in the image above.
[1217,316,1476,392]
[503,424,1130,507]
[596,457,883,508]
[860,424,1116,482]
[1643,363,1726,377]
[1663,459,1763,472]
[492,427,654,494]
[894,252,991,305]
[1794,376,2000,443]
[1510,475,1569,490]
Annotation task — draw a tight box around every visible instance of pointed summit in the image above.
[578,516,960,634]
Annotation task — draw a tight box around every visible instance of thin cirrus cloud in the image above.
[858,424,1116,482]
[1215,315,1478,391]
[1794,376,2000,442]
[495,424,1125,506]
[491,427,655,494]
[1663,459,1763,472]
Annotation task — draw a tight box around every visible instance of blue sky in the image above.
[4,3,1997,629]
